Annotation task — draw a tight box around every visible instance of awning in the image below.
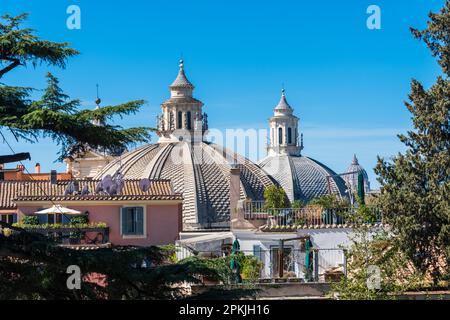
[35,205,81,215]
[177,232,234,245]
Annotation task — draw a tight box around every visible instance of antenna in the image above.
[102,175,113,194]
[112,172,124,195]
[139,178,151,192]
[64,181,75,196]
[95,181,103,194]
[80,184,90,196]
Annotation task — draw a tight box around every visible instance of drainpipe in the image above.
[278,239,284,279]
[313,249,319,282]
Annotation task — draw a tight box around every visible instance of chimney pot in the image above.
[35,163,41,174]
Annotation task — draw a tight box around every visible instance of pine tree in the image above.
[0,13,152,160]
[374,1,450,283]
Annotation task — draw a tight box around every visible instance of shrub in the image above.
[263,185,286,209]
[22,215,39,225]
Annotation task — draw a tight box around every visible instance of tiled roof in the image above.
[0,179,182,209]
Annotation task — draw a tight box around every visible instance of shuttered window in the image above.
[0,213,17,224]
[121,207,144,236]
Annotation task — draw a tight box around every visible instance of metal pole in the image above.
[279,240,284,279]
[313,249,319,282]
[343,249,348,277]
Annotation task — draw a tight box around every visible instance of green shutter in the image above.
[121,207,128,235]
[136,207,144,235]
[12,214,17,224]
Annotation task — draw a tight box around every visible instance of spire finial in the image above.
[95,84,101,106]
[281,83,285,96]
[179,57,184,69]
[352,154,359,165]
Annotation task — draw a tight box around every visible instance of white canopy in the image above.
[35,205,81,215]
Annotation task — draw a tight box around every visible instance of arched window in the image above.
[177,111,182,129]
[186,111,192,130]
[278,127,283,145]
[288,128,292,144]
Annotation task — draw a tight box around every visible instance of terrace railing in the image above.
[19,225,110,245]
[244,202,383,227]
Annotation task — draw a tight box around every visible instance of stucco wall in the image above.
[17,202,182,246]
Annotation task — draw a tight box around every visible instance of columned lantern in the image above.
[156,59,208,143]
[267,89,303,157]
[260,89,347,203]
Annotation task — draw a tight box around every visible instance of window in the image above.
[186,111,192,130]
[288,128,292,144]
[278,127,283,145]
[121,207,145,236]
[270,246,294,277]
[253,245,262,261]
[0,213,17,224]
[177,111,182,129]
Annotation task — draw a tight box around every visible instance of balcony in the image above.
[243,201,383,231]
[13,222,110,245]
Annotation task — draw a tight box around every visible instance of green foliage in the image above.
[12,222,108,229]
[69,215,89,225]
[0,13,78,79]
[0,14,153,160]
[291,200,306,209]
[329,207,426,300]
[309,194,349,209]
[263,185,286,209]
[0,224,230,300]
[21,215,39,225]
[374,1,450,283]
[240,255,263,282]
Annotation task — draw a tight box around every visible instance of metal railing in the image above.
[244,203,383,227]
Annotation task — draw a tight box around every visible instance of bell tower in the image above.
[157,60,208,143]
[267,89,303,156]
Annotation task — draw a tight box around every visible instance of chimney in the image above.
[230,164,241,220]
[35,163,41,174]
[17,164,25,172]
[50,170,57,184]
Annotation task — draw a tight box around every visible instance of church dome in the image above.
[95,141,276,230]
[259,155,348,203]
[344,154,370,193]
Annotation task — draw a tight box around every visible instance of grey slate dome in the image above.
[259,155,348,203]
[95,141,276,230]
[344,154,370,193]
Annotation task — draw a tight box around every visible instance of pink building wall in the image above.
[16,202,182,246]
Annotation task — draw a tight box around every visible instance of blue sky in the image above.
[0,0,445,188]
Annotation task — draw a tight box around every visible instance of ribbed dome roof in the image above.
[259,155,348,203]
[95,141,275,229]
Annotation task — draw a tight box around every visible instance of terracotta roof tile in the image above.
[0,179,182,209]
